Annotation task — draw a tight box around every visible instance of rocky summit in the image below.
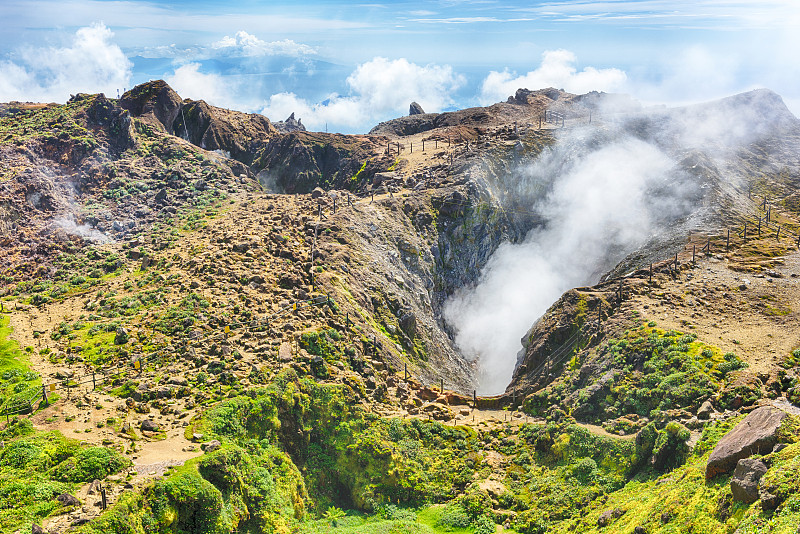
[1,81,800,534]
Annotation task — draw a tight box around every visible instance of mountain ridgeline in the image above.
[1,81,800,534]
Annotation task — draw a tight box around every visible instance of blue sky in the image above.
[1,0,798,133]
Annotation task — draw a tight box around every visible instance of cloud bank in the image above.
[0,23,131,103]
[480,49,627,105]
[212,31,316,58]
[260,57,465,130]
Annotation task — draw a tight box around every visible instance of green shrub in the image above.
[52,446,130,482]
[437,503,471,528]
[473,515,496,534]
[459,488,492,520]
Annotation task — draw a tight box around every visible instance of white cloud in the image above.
[0,22,131,103]
[211,31,316,57]
[164,63,245,110]
[260,57,465,132]
[480,49,627,104]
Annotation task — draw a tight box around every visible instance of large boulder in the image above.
[56,493,81,507]
[409,102,425,115]
[140,419,160,432]
[705,406,787,480]
[730,458,767,503]
[697,399,716,420]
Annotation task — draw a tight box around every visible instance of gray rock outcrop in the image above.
[730,458,767,503]
[409,102,425,115]
[705,406,787,480]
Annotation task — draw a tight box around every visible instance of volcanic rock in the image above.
[705,406,787,480]
[730,458,767,503]
[409,102,425,115]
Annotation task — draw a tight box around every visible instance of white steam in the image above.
[444,134,694,394]
[53,215,112,244]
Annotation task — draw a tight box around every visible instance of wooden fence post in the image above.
[726,229,730,250]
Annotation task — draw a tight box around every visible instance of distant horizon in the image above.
[1,1,798,133]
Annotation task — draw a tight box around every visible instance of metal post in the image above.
[758,217,762,237]
[743,222,747,240]
[422,139,425,151]
[692,245,696,263]
[675,253,679,270]
[42,384,48,406]
[776,226,781,240]
[440,378,444,393]
[410,142,413,153]
[473,390,477,409]
[92,372,96,391]
[649,263,653,284]
[726,229,730,250]
[404,363,408,380]
[101,485,107,510]
[767,207,771,222]
[333,198,336,214]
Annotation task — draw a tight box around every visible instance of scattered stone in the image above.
[56,493,81,507]
[760,490,782,511]
[597,508,624,527]
[201,440,221,453]
[697,400,716,420]
[114,326,129,345]
[730,458,767,503]
[706,406,787,480]
[140,419,160,432]
[31,524,46,534]
[55,368,74,379]
[87,479,102,495]
[399,311,417,336]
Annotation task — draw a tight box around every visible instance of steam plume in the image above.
[444,128,699,394]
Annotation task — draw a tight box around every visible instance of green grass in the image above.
[297,515,435,534]
[0,315,41,415]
